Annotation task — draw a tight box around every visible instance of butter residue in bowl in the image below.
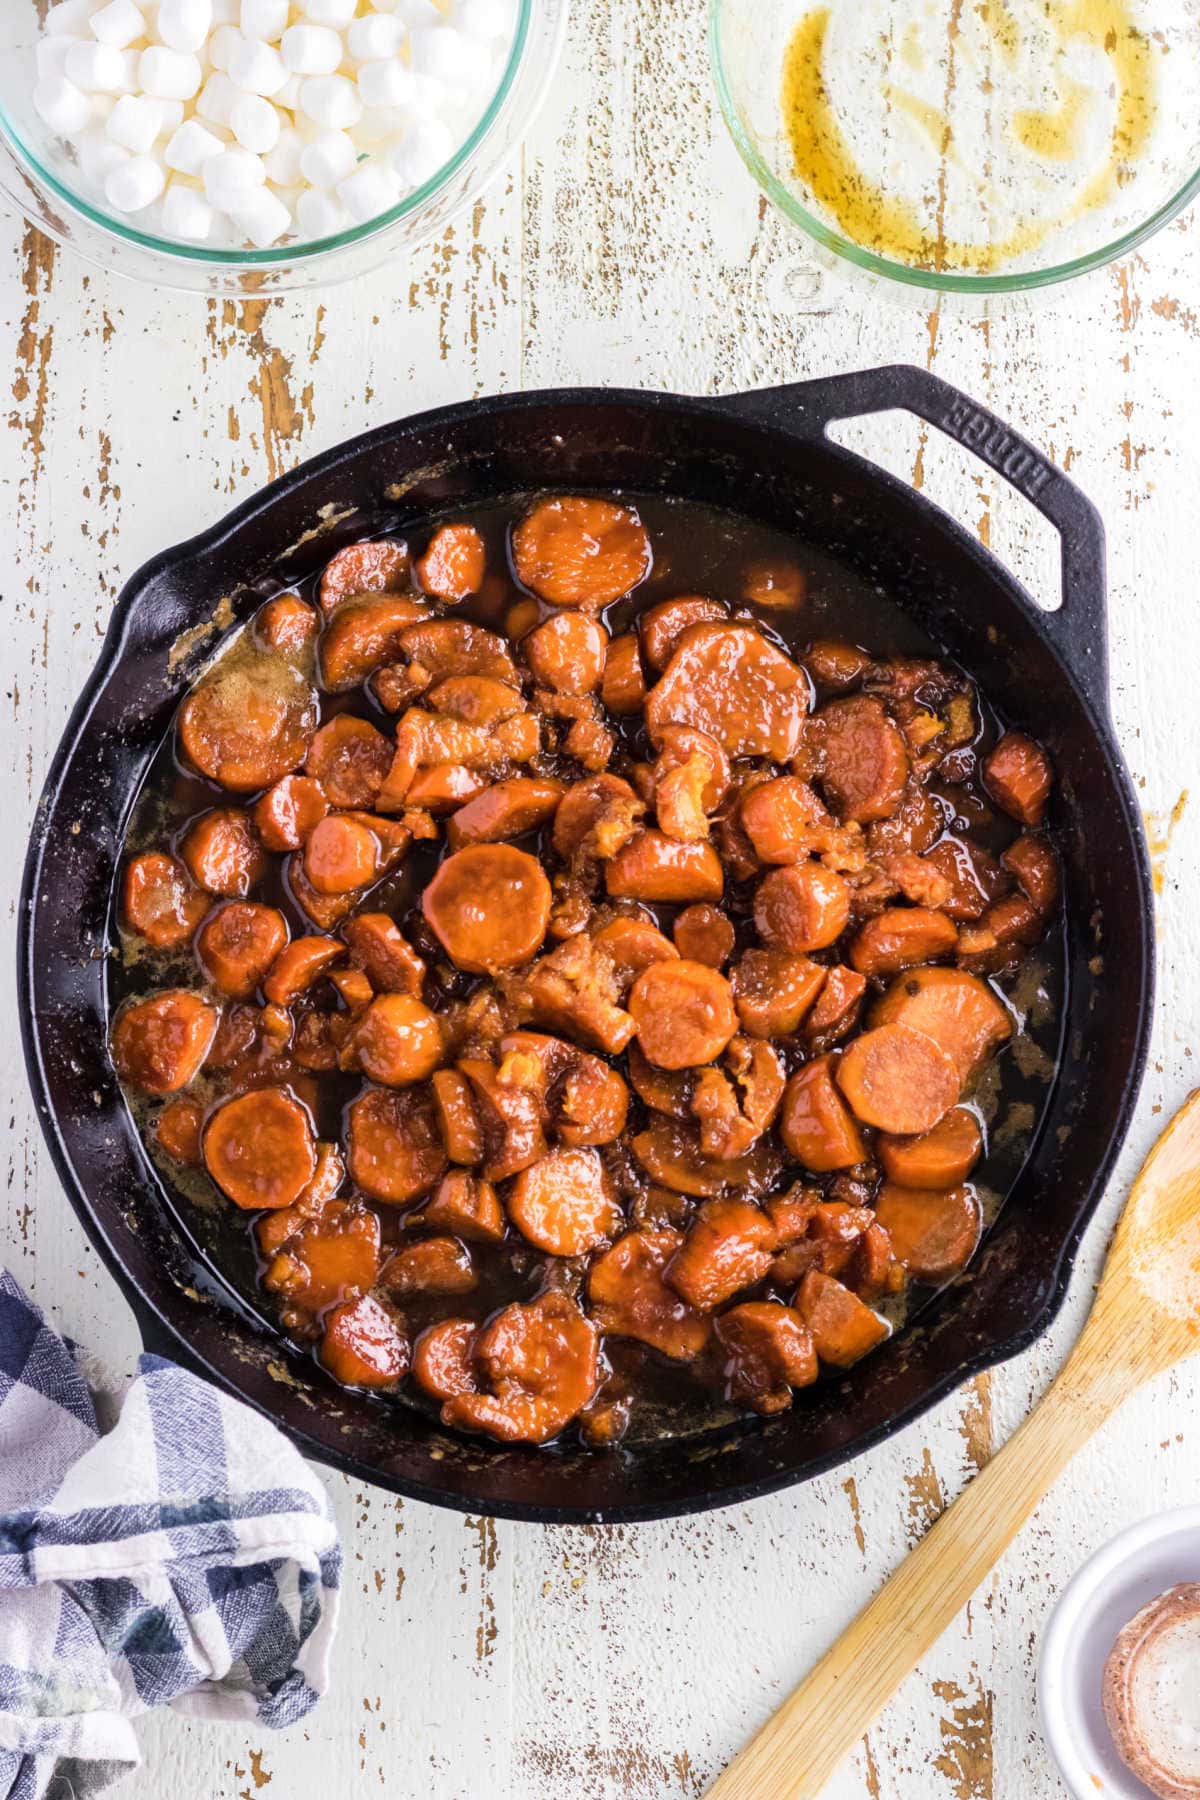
[1102,1582,1200,1798]
[780,0,1158,275]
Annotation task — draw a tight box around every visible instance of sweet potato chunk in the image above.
[416,523,485,602]
[320,1295,408,1387]
[849,906,958,976]
[605,830,724,903]
[508,1146,623,1255]
[383,1236,476,1297]
[631,1119,781,1198]
[804,965,867,1045]
[254,593,319,654]
[423,844,552,973]
[429,1071,484,1165]
[342,913,426,997]
[196,903,289,1000]
[754,862,850,954]
[740,777,841,866]
[835,1023,960,1135]
[552,774,644,861]
[203,1086,316,1210]
[665,1198,775,1310]
[588,1230,711,1360]
[877,1106,983,1189]
[422,1169,504,1243]
[983,731,1052,826]
[779,1057,866,1171]
[319,595,427,691]
[874,1181,981,1281]
[155,1096,204,1164]
[446,777,564,850]
[180,810,267,898]
[872,966,1012,1086]
[112,990,217,1094]
[512,496,651,608]
[731,949,826,1039]
[628,959,737,1071]
[673,904,735,968]
[591,917,678,981]
[441,1292,599,1443]
[122,852,208,948]
[260,1200,380,1313]
[796,1269,890,1367]
[318,538,409,613]
[645,623,809,761]
[303,815,379,895]
[253,774,328,852]
[923,837,1008,921]
[346,1084,447,1205]
[459,1056,548,1182]
[524,612,607,694]
[713,1302,818,1413]
[304,715,392,809]
[412,1318,477,1401]
[601,633,648,714]
[814,695,909,823]
[1002,833,1060,913]
[691,1038,784,1159]
[341,994,443,1086]
[179,654,317,792]
[263,935,344,1004]
[640,595,728,671]
[652,725,731,843]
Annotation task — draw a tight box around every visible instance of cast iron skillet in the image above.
[18,364,1154,1524]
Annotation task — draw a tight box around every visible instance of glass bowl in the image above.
[709,0,1200,294]
[0,0,566,293]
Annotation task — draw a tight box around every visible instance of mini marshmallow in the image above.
[275,71,303,107]
[299,126,356,185]
[456,0,514,37]
[295,183,348,235]
[35,35,79,79]
[391,115,452,187]
[346,12,405,60]
[209,0,238,22]
[410,23,487,88]
[155,97,185,135]
[161,180,215,237]
[240,0,288,39]
[228,34,288,95]
[299,0,355,25]
[157,0,213,51]
[262,121,303,181]
[139,45,203,96]
[64,39,133,91]
[230,183,292,243]
[164,114,225,170]
[106,91,163,150]
[280,22,342,73]
[90,92,118,119]
[390,0,442,21]
[104,151,166,210]
[356,58,415,109]
[74,126,131,182]
[34,74,96,132]
[230,90,280,150]
[203,142,266,205]
[336,158,398,221]
[45,0,97,36]
[208,23,242,68]
[297,72,361,127]
[89,0,146,48]
[354,103,406,145]
[195,69,237,121]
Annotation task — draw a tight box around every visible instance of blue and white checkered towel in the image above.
[0,1269,341,1800]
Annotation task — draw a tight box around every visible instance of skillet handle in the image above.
[720,364,1110,719]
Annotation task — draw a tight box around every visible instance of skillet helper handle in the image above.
[721,364,1110,719]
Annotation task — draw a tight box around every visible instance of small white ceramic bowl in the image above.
[1040,1505,1200,1800]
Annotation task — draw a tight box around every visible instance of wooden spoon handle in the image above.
[707,1327,1134,1800]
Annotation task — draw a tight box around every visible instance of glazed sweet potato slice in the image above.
[111,990,217,1094]
[813,694,909,823]
[628,959,737,1071]
[412,1318,478,1401]
[673,904,735,968]
[252,774,328,852]
[835,1022,960,1135]
[319,595,427,691]
[627,1041,693,1120]
[805,638,871,689]
[122,852,208,948]
[731,948,826,1039]
[796,1269,890,1367]
[180,810,267,899]
[652,725,731,843]
[552,774,644,860]
[303,815,379,895]
[341,913,426,997]
[382,1236,477,1297]
[415,522,486,602]
[254,593,319,655]
[346,1084,447,1205]
[523,612,607,694]
[639,595,728,671]
[779,1057,866,1171]
[1001,833,1061,914]
[421,1169,504,1243]
[713,1302,818,1413]
[754,862,851,954]
[601,633,648,715]
[196,903,289,1000]
[304,715,393,809]
[262,935,344,1004]
[645,623,809,761]
[554,1052,629,1149]
[873,1181,981,1281]
[441,1291,600,1443]
[983,731,1052,826]
[340,994,443,1086]
[203,1086,317,1210]
[425,675,525,727]
[739,776,842,866]
[404,764,491,812]
[515,933,636,1056]
[691,1037,785,1160]
[804,964,867,1044]
[260,1199,381,1314]
[508,1146,623,1255]
[665,1198,775,1311]
[287,858,358,932]
[318,537,409,613]
[849,906,959,977]
[588,1229,711,1360]
[458,1056,548,1182]
[512,496,651,608]
[631,1118,781,1198]
[877,1106,983,1189]
[422,844,552,973]
[605,830,724,903]
[872,966,1012,1086]
[922,836,1008,921]
[155,1096,204,1165]
[320,1295,409,1388]
[401,620,518,687]
[591,917,678,982]
[179,654,317,792]
[446,777,565,850]
[429,1070,484,1165]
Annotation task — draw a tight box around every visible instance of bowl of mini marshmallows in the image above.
[0,0,564,291]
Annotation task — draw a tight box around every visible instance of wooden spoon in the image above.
[708,1089,1200,1800]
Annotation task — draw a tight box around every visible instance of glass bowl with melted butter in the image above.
[709,0,1200,291]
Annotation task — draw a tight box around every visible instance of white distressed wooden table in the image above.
[3,3,1199,1795]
